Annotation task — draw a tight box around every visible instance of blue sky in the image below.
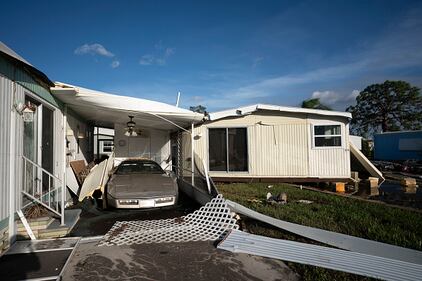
[1,0,422,111]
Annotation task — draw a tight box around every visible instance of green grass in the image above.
[218,183,422,280]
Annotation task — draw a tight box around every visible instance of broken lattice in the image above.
[98,194,239,246]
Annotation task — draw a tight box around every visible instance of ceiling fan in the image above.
[124,116,138,136]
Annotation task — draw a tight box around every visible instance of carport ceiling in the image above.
[51,82,204,130]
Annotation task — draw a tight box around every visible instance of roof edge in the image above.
[209,103,352,121]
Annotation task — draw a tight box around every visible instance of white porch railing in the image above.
[22,155,64,223]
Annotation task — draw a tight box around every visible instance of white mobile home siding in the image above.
[0,74,24,221]
[0,74,66,227]
[183,111,351,180]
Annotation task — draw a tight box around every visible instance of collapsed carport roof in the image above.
[51,82,204,130]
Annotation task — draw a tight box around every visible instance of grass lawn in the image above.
[218,183,422,281]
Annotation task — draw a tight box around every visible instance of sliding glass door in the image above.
[209,128,248,172]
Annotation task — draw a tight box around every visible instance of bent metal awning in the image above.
[50,82,204,130]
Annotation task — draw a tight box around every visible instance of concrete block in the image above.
[403,186,418,194]
[401,177,417,187]
[368,177,379,188]
[336,182,346,193]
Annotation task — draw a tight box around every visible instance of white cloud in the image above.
[111,60,120,68]
[311,89,359,108]
[74,43,114,57]
[164,48,175,57]
[139,43,175,66]
[139,54,154,65]
[252,56,264,68]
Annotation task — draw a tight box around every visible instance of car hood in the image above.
[108,173,177,199]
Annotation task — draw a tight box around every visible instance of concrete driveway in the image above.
[62,239,299,281]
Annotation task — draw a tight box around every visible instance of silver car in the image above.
[106,159,178,209]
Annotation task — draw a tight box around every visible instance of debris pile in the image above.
[266,192,287,204]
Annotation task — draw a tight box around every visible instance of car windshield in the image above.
[116,161,165,175]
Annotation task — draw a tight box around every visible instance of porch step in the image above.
[17,209,81,240]
[17,217,55,232]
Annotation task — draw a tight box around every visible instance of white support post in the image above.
[191,123,194,186]
[202,158,211,194]
[9,104,16,242]
[61,105,67,226]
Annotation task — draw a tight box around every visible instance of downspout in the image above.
[191,123,194,185]
[61,105,67,226]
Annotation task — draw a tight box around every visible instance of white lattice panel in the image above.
[99,194,239,246]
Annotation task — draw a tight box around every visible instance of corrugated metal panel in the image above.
[227,199,422,265]
[0,76,25,217]
[218,230,422,281]
[14,67,62,109]
[13,83,24,210]
[0,75,13,220]
[309,147,350,177]
[0,54,62,109]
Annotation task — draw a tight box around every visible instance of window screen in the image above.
[314,125,342,147]
[209,128,248,172]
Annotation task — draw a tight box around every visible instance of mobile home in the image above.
[183,104,354,182]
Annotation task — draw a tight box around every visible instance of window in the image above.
[102,140,114,152]
[209,128,248,172]
[116,160,164,175]
[313,125,342,147]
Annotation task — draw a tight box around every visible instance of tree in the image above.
[346,80,422,137]
[301,98,332,110]
[189,105,207,114]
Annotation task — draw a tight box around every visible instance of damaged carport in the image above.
[50,82,214,209]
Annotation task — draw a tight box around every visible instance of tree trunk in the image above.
[382,119,388,132]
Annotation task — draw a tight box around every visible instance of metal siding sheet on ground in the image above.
[218,230,422,281]
[227,199,422,265]
[5,237,80,255]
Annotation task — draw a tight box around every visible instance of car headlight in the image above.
[118,199,139,205]
[155,197,174,203]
